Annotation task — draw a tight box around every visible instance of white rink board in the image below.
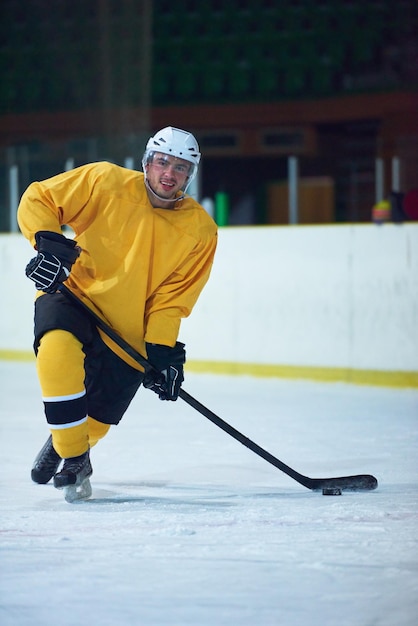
[182,223,418,371]
[1,224,418,372]
[0,234,36,351]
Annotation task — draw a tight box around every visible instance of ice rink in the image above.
[1,361,417,626]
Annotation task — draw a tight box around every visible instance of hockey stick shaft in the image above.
[58,285,378,492]
[175,390,377,491]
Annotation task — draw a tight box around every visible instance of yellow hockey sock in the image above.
[37,329,88,458]
[88,416,111,447]
[50,421,89,459]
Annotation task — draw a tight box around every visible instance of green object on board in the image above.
[215,192,229,226]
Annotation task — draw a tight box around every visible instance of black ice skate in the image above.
[31,435,62,484]
[53,450,93,503]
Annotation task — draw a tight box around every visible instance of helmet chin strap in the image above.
[144,177,186,206]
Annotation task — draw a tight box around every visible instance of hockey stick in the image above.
[59,284,378,492]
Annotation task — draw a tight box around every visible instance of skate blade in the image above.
[63,477,92,503]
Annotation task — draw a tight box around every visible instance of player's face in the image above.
[146,152,191,199]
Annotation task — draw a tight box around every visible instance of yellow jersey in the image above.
[18,161,218,370]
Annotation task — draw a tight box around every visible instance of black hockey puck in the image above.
[322,488,342,496]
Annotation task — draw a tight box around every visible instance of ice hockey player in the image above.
[17,127,218,502]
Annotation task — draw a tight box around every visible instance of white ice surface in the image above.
[1,361,417,626]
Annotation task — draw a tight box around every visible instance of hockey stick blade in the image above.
[59,285,378,493]
[307,474,378,492]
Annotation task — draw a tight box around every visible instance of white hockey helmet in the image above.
[142,126,201,191]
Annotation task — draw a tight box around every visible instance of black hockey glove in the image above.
[25,231,81,293]
[143,342,186,401]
